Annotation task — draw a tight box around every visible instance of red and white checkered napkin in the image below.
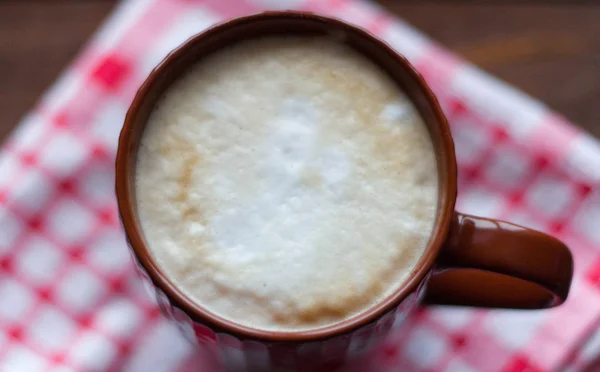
[1,0,599,371]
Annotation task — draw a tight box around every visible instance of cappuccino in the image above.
[136,37,438,331]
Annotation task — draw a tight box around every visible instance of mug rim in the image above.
[115,10,457,342]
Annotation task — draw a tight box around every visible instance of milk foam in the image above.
[136,37,438,331]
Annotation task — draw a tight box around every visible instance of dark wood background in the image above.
[1,0,599,143]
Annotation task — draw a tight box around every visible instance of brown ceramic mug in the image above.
[115,11,574,371]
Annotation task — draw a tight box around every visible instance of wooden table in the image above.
[1,1,599,142]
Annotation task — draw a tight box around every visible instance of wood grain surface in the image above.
[1,1,598,143]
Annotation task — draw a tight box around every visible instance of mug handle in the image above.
[423,212,573,308]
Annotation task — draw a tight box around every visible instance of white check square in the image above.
[7,169,55,215]
[403,326,447,369]
[86,229,131,275]
[39,132,89,177]
[484,146,534,190]
[46,199,95,245]
[0,278,35,323]
[56,266,106,314]
[573,191,600,246]
[1,345,48,372]
[0,208,24,256]
[15,235,64,285]
[26,305,77,354]
[76,159,116,209]
[483,310,546,350]
[68,331,117,372]
[525,170,575,219]
[94,297,143,340]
